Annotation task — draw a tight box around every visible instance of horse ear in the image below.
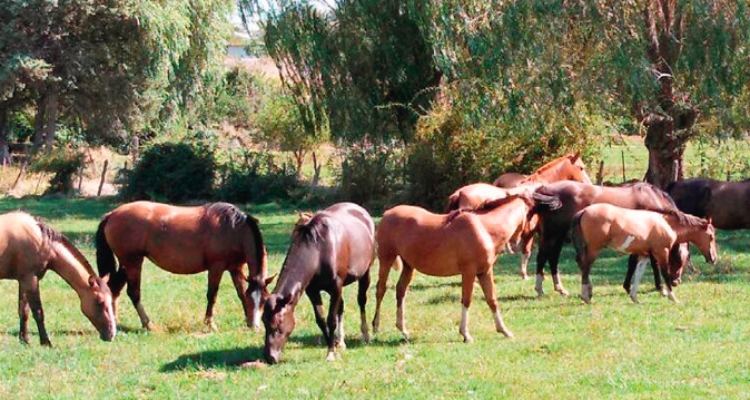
[706,216,713,226]
[101,274,110,284]
[264,274,277,288]
[88,275,98,288]
[571,152,580,162]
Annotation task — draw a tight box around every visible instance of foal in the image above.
[373,194,533,343]
[262,203,375,363]
[571,204,717,303]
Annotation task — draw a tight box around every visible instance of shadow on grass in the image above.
[287,331,403,349]
[160,346,265,372]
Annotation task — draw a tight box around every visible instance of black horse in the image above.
[667,178,750,230]
[262,202,375,364]
[531,181,689,297]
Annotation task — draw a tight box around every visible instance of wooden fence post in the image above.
[97,160,109,196]
[621,150,626,183]
[10,160,27,192]
[77,165,84,192]
[596,160,604,185]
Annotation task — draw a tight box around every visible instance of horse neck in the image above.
[664,216,702,244]
[48,242,94,299]
[528,159,568,183]
[274,243,318,302]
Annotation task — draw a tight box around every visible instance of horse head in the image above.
[262,292,296,364]
[698,217,718,265]
[566,153,592,184]
[80,274,117,342]
[246,273,276,330]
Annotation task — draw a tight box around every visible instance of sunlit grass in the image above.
[0,197,747,399]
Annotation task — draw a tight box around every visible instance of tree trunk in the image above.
[293,149,305,179]
[311,150,322,187]
[43,89,59,154]
[31,94,47,153]
[0,110,9,166]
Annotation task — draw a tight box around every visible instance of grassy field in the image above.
[0,195,748,400]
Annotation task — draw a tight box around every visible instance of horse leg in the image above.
[577,252,594,304]
[335,299,345,350]
[372,255,395,335]
[650,253,665,296]
[123,258,154,330]
[204,267,224,331]
[229,267,252,328]
[623,254,638,293]
[654,250,678,303]
[358,269,371,343]
[21,277,50,346]
[306,288,329,345]
[477,271,513,338]
[520,236,534,280]
[535,241,549,298]
[549,238,569,296]
[395,262,415,342]
[17,285,30,344]
[109,267,128,322]
[628,256,650,303]
[459,272,475,343]
[325,287,343,362]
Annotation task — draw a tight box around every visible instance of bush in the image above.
[339,139,403,210]
[216,150,300,204]
[119,142,216,202]
[30,149,85,195]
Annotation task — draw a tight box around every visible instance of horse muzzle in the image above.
[100,331,116,342]
[264,348,280,365]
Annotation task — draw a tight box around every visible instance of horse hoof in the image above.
[336,340,347,350]
[501,330,514,339]
[145,322,159,332]
[668,292,679,303]
[579,294,591,304]
[463,335,474,343]
[325,351,336,362]
[401,332,410,342]
[362,333,371,344]
[555,287,569,296]
[206,321,218,332]
[629,294,640,304]
[660,288,669,297]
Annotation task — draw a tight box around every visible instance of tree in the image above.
[0,0,232,152]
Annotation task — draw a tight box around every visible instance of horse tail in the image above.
[531,191,562,213]
[96,214,117,278]
[245,215,267,276]
[571,210,587,260]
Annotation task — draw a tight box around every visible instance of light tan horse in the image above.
[571,203,717,304]
[492,153,592,188]
[0,212,116,345]
[373,194,534,343]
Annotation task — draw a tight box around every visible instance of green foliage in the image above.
[29,149,85,195]
[217,149,300,204]
[119,142,216,202]
[339,139,403,210]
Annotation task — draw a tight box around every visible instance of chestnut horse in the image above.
[572,203,717,303]
[531,181,687,297]
[0,212,116,345]
[667,178,750,230]
[492,154,592,279]
[445,183,541,279]
[373,194,534,343]
[263,203,374,364]
[96,201,268,331]
[492,153,593,188]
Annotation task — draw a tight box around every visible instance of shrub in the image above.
[119,142,216,202]
[30,149,85,195]
[339,138,403,210]
[216,149,300,204]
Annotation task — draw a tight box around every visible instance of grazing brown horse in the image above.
[0,212,116,345]
[373,194,534,343]
[492,154,592,279]
[446,183,540,279]
[572,204,717,303]
[96,201,268,331]
[263,203,374,364]
[531,181,688,297]
[667,178,750,230]
[492,153,593,188]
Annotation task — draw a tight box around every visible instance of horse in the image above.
[262,203,375,364]
[492,153,593,279]
[95,201,269,331]
[571,203,717,303]
[492,153,593,188]
[446,183,540,279]
[0,212,116,345]
[530,181,688,297]
[373,194,534,343]
[666,178,750,230]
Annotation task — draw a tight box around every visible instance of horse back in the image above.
[323,203,375,277]
[0,212,51,279]
[580,204,675,255]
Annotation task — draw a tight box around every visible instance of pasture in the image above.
[0,196,748,399]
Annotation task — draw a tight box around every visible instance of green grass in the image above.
[0,196,748,399]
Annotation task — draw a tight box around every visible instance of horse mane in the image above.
[293,213,330,244]
[35,218,98,277]
[628,183,694,224]
[204,202,248,229]
[445,193,530,223]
